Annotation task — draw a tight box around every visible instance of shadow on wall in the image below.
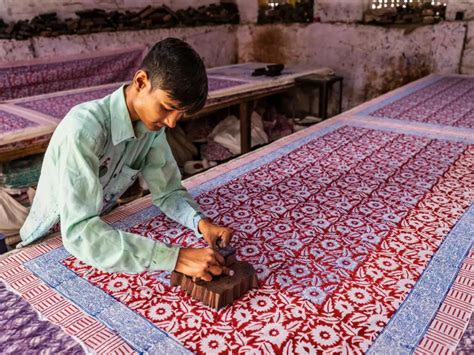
[363,53,431,101]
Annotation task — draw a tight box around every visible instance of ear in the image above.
[133,70,150,92]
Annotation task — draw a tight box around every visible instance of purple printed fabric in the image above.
[15,86,119,120]
[208,77,247,92]
[201,139,234,162]
[0,49,143,101]
[0,281,84,354]
[456,314,474,354]
[0,108,39,133]
[369,77,474,128]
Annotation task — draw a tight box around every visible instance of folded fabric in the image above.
[209,112,269,155]
[0,188,29,237]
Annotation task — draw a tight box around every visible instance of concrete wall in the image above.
[237,21,466,110]
[461,21,474,74]
[0,0,473,110]
[0,25,238,68]
[0,0,216,22]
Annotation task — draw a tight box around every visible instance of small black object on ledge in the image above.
[252,64,285,77]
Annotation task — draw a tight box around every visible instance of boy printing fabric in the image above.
[20,38,232,281]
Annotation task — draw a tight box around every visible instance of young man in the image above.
[20,38,232,281]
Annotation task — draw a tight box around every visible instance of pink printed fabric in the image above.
[63,125,473,353]
[0,109,39,133]
[369,77,474,128]
[0,48,144,101]
[15,86,120,120]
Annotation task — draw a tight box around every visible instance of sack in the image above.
[0,188,29,237]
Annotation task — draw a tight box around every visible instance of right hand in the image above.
[175,248,233,282]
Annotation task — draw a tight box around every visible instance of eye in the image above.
[161,104,172,112]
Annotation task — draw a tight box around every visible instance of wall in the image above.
[235,0,473,111]
[0,0,216,22]
[0,0,473,111]
[237,21,466,110]
[0,25,238,69]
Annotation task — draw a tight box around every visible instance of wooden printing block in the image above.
[171,247,258,309]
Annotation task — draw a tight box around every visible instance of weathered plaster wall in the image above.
[446,0,474,21]
[313,0,366,23]
[237,21,466,110]
[461,21,474,74]
[0,25,238,68]
[0,0,472,110]
[0,0,216,22]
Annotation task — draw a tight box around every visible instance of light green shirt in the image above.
[20,85,203,273]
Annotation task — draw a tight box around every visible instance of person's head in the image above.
[127,38,208,131]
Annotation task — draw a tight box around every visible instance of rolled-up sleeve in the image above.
[141,129,204,237]
[58,131,179,273]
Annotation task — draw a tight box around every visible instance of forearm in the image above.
[62,214,180,273]
[152,189,204,235]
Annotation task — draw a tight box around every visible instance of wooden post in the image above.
[240,101,252,154]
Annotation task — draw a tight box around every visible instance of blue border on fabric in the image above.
[346,118,474,145]
[367,204,474,354]
[22,116,474,353]
[355,75,444,117]
[22,121,347,353]
[24,248,191,355]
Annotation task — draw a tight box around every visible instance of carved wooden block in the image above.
[171,260,259,310]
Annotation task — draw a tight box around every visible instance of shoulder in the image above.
[53,97,111,147]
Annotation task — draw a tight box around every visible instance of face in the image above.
[133,75,186,132]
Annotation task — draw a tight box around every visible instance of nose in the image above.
[164,111,183,128]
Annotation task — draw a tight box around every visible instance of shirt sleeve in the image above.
[58,131,180,273]
[141,129,204,237]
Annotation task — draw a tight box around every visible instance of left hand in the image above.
[198,218,233,250]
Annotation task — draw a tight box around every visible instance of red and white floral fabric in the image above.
[64,125,474,353]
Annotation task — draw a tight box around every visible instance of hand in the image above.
[175,248,233,281]
[198,219,233,250]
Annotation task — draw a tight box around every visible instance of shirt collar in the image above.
[110,85,139,145]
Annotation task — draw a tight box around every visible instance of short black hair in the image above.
[139,38,208,115]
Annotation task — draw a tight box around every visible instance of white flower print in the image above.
[250,295,273,312]
[397,233,418,244]
[107,277,129,292]
[302,286,326,304]
[284,239,303,251]
[241,244,260,257]
[290,264,311,278]
[376,257,398,271]
[347,288,372,305]
[335,257,357,271]
[148,303,172,321]
[200,334,227,353]
[311,325,340,347]
[321,239,339,251]
[260,323,289,347]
